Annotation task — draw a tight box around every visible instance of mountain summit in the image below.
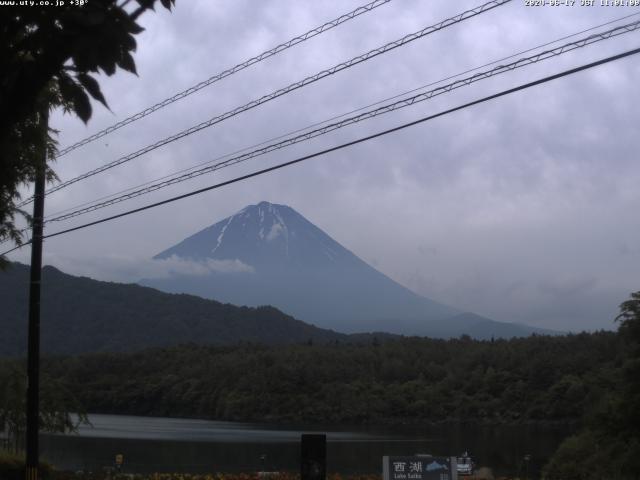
[145,202,552,338]
[155,201,364,271]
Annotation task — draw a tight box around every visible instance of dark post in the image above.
[25,109,47,480]
[301,434,326,480]
[524,454,531,480]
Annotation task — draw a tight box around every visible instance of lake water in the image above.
[40,414,572,476]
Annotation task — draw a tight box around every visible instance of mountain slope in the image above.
[144,201,554,338]
[147,201,457,334]
[0,262,348,357]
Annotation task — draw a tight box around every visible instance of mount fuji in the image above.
[142,201,552,338]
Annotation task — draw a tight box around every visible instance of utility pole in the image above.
[25,108,47,480]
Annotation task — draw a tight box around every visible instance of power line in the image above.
[42,11,640,222]
[54,0,393,159]
[18,0,511,207]
[1,243,23,256]
[41,19,640,225]
[4,45,638,256]
[4,12,638,244]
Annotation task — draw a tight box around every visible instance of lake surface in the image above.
[40,414,572,476]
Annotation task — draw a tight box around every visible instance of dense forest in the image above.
[543,292,640,479]
[34,332,621,425]
[2,291,637,477]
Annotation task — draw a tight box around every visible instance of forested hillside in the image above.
[39,331,620,425]
[0,263,347,356]
[2,292,638,478]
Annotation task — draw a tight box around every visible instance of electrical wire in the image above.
[3,12,637,246]
[4,45,638,256]
[54,0,394,158]
[41,19,640,225]
[18,0,511,207]
[42,10,640,221]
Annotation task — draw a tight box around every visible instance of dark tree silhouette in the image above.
[544,291,640,480]
[0,0,176,256]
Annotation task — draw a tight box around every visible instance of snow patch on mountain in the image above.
[211,216,235,255]
[266,222,284,241]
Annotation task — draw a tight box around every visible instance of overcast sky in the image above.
[8,0,640,332]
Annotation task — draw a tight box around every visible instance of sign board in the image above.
[115,454,124,466]
[383,456,457,480]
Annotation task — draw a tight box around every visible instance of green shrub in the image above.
[0,450,53,480]
[543,431,640,480]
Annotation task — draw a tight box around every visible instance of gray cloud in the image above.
[9,0,640,332]
[44,253,254,283]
